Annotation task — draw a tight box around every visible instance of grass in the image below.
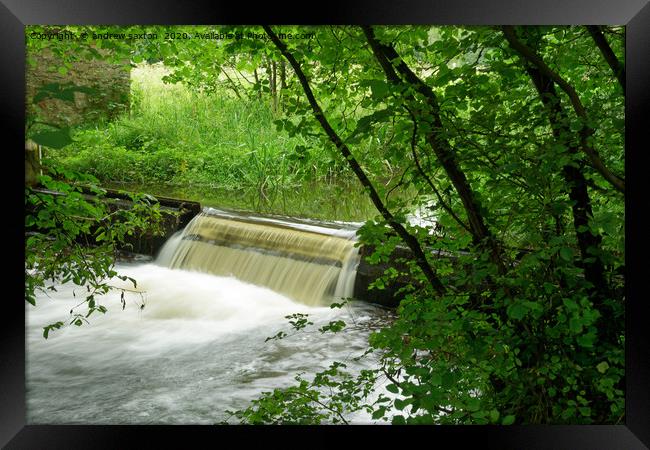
[49,63,415,220]
[52,64,343,191]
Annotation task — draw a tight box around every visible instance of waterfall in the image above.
[155,208,361,306]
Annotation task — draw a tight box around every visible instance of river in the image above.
[26,262,393,424]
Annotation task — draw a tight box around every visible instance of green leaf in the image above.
[372,407,387,420]
[329,300,348,309]
[501,415,515,425]
[596,361,609,374]
[318,320,346,333]
[392,415,406,425]
[348,108,392,142]
[367,79,390,99]
[576,333,596,348]
[385,383,399,394]
[441,371,455,388]
[507,303,527,320]
[31,128,73,149]
[559,247,573,262]
[394,398,411,411]
[569,317,583,334]
[466,397,480,412]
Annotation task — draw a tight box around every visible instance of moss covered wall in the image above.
[26,49,131,126]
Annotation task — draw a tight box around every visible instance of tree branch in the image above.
[405,106,473,234]
[361,25,506,272]
[501,26,625,194]
[586,25,625,93]
[219,67,243,100]
[262,25,445,295]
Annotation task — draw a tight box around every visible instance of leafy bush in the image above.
[25,166,166,337]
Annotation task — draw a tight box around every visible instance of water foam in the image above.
[155,210,361,306]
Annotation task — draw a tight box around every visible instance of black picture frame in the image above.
[3,0,648,448]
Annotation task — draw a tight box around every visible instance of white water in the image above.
[156,210,362,306]
[26,263,391,424]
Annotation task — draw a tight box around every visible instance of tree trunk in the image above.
[279,60,287,91]
[525,64,610,300]
[265,58,278,113]
[253,68,262,100]
[25,141,42,187]
[271,60,278,112]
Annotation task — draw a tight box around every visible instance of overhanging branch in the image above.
[262,25,445,295]
[501,26,625,194]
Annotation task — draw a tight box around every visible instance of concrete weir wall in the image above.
[354,245,415,307]
[26,187,201,259]
[125,204,413,307]
[145,206,416,307]
[27,187,416,307]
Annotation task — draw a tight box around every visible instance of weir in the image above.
[156,208,362,306]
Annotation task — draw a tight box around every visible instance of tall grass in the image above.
[52,64,341,191]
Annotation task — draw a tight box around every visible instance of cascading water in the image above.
[26,207,390,424]
[155,208,362,306]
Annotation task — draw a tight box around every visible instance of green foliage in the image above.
[25,166,165,337]
[32,82,98,104]
[365,249,623,424]
[319,320,346,333]
[225,363,377,425]
[285,313,314,331]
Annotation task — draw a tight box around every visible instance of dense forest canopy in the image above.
[25,25,625,424]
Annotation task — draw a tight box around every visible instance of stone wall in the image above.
[26,48,131,126]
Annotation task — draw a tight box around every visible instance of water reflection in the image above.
[105,180,379,222]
